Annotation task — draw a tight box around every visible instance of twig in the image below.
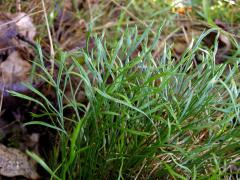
[16,0,21,12]
[16,34,49,64]
[0,10,44,29]
[0,85,3,114]
[41,0,55,75]
[87,0,93,22]
[134,158,146,180]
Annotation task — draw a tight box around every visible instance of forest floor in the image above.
[0,0,239,179]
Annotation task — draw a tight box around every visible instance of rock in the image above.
[0,144,39,179]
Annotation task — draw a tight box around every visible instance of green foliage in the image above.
[10,25,240,179]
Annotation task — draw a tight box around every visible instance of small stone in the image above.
[0,144,39,179]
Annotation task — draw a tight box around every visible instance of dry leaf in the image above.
[14,13,36,41]
[0,12,36,93]
[0,51,31,84]
[0,19,18,42]
[173,37,188,56]
[0,12,36,43]
[0,144,39,179]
